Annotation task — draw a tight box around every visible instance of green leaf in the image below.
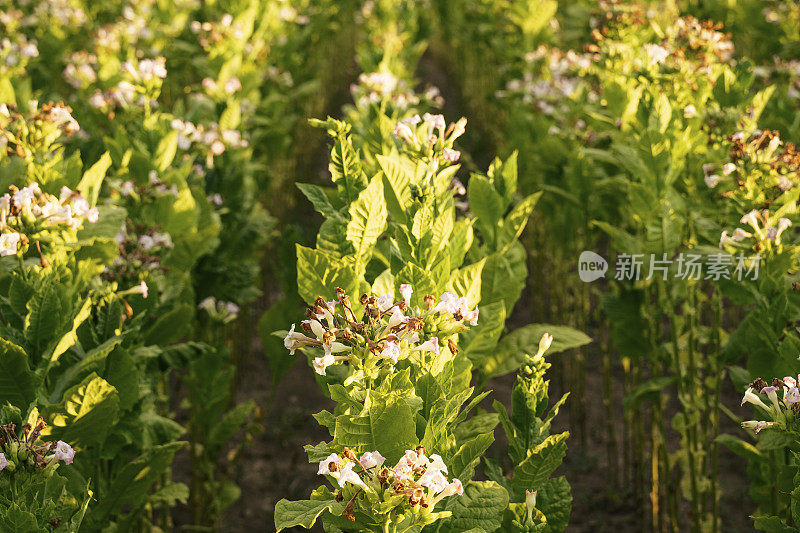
[439,481,509,533]
[346,177,387,269]
[296,245,358,305]
[0,338,37,410]
[622,376,676,411]
[537,476,572,532]
[24,281,64,358]
[43,373,119,448]
[274,498,343,531]
[469,174,504,243]
[144,303,193,345]
[77,152,112,206]
[511,432,569,497]
[297,183,340,219]
[449,432,494,481]
[90,442,185,521]
[47,298,92,366]
[484,325,591,378]
[497,192,541,252]
[715,434,762,461]
[446,259,485,309]
[333,395,417,464]
[154,131,178,171]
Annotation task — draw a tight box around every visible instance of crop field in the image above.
[1,0,800,531]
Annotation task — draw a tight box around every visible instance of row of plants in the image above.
[0,0,366,529]
[271,2,591,530]
[430,0,800,531]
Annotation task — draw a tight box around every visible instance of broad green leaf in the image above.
[296,245,358,305]
[537,476,572,532]
[274,498,343,532]
[511,433,569,497]
[346,176,387,269]
[446,259,485,309]
[439,481,509,533]
[47,298,92,366]
[333,395,417,464]
[0,338,37,410]
[43,373,119,448]
[77,152,112,206]
[449,432,494,481]
[484,325,591,378]
[297,183,340,219]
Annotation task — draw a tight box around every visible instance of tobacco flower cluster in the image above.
[740,377,800,433]
[392,113,467,163]
[496,46,593,122]
[318,446,463,519]
[284,286,478,378]
[0,183,99,257]
[710,130,799,250]
[102,221,172,283]
[0,418,76,474]
[351,71,441,111]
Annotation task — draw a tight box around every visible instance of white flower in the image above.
[702,163,716,177]
[132,280,148,299]
[741,387,771,411]
[779,175,794,191]
[318,453,340,475]
[778,218,792,233]
[337,461,366,488]
[428,454,448,474]
[434,292,460,314]
[704,174,721,188]
[414,337,439,358]
[313,353,336,376]
[423,113,446,132]
[13,184,39,209]
[119,181,135,196]
[224,77,242,94]
[139,235,155,250]
[394,461,413,480]
[721,163,737,176]
[539,333,553,353]
[440,478,463,498]
[785,387,800,405]
[643,43,669,66]
[443,148,461,162]
[740,210,760,229]
[419,468,448,493]
[0,233,20,256]
[201,78,217,91]
[359,451,386,469]
[41,202,74,226]
[388,307,408,328]
[731,228,752,241]
[0,453,7,471]
[381,340,401,363]
[401,115,421,125]
[784,376,797,389]
[55,441,75,464]
[399,284,413,306]
[393,122,414,143]
[741,420,776,433]
[762,386,781,410]
[283,324,318,355]
[377,293,394,312]
[683,105,697,118]
[463,307,479,326]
